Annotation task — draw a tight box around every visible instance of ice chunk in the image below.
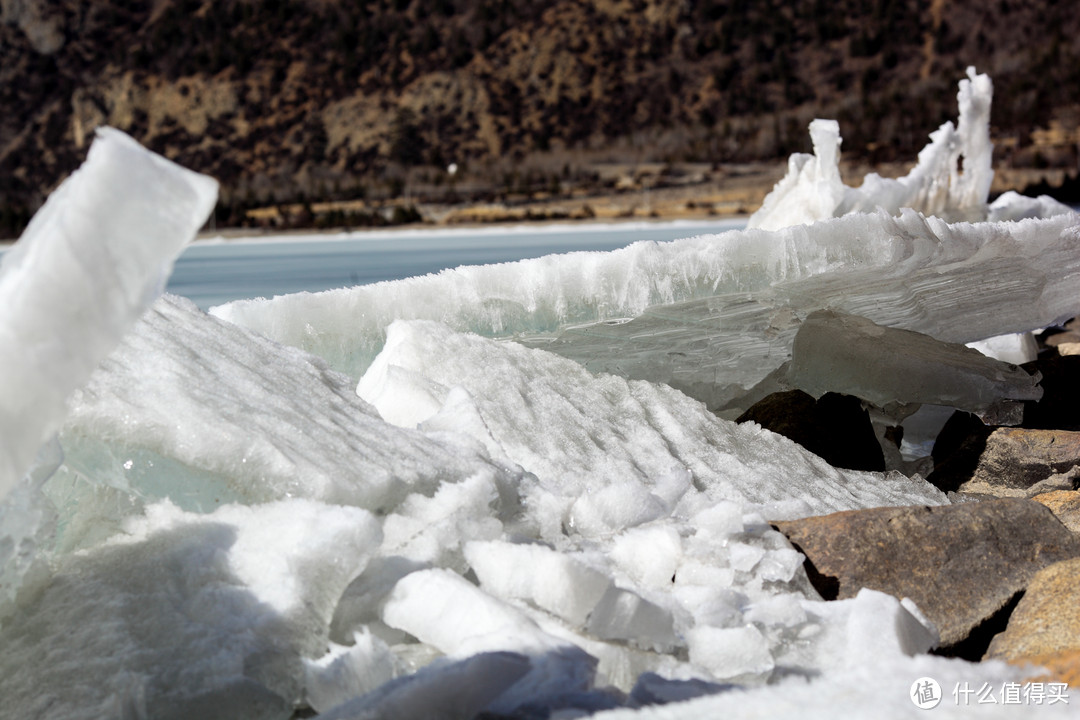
[744,595,807,628]
[747,119,845,231]
[380,472,506,573]
[587,585,680,653]
[329,556,430,646]
[988,191,1078,222]
[360,321,947,530]
[686,625,774,681]
[787,309,1042,423]
[303,630,398,714]
[728,542,766,573]
[464,540,613,626]
[0,499,380,719]
[381,568,597,715]
[383,568,566,656]
[610,525,683,590]
[750,68,995,230]
[0,127,217,502]
[314,651,531,720]
[62,294,524,516]
[966,331,1039,365]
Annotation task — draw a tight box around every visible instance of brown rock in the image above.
[736,390,885,472]
[985,558,1080,686]
[773,499,1080,649]
[1043,331,1080,348]
[1017,650,1080,688]
[930,427,1080,497]
[929,411,991,493]
[1033,491,1080,534]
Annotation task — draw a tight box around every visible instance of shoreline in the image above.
[1,161,1072,248]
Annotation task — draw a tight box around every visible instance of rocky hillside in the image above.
[2,0,1079,234]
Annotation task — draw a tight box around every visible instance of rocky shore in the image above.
[744,324,1080,687]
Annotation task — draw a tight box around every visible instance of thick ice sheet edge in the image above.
[0,127,218,501]
[208,206,977,381]
[749,68,996,230]
[787,310,1042,424]
[523,210,1080,419]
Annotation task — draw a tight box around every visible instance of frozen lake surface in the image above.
[167,220,747,309]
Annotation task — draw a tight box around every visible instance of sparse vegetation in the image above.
[1,0,1078,236]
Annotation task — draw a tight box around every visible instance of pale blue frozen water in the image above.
[165,220,746,309]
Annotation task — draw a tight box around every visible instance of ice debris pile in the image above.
[1,68,1079,719]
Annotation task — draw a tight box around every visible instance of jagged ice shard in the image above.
[4,71,1080,720]
[749,66,995,230]
[0,128,216,617]
[786,309,1043,424]
[0,127,217,501]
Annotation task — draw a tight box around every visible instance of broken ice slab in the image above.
[586,585,679,654]
[523,210,1080,418]
[0,127,217,503]
[314,651,531,720]
[60,294,525,521]
[786,309,1042,424]
[360,319,948,527]
[381,568,599,716]
[464,540,613,626]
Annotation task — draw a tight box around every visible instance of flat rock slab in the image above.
[985,558,1080,686]
[931,427,1080,497]
[773,499,1080,648]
